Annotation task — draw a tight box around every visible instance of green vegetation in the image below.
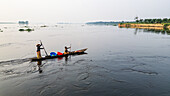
[40,25,48,27]
[121,17,170,30]
[0,29,3,32]
[134,18,170,24]
[137,18,170,31]
[19,28,34,32]
[119,21,135,25]
[19,29,25,31]
[163,24,170,31]
[25,29,33,32]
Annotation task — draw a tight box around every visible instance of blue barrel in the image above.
[50,52,57,56]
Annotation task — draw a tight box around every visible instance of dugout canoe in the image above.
[31,48,88,61]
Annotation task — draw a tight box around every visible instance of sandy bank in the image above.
[118,23,170,30]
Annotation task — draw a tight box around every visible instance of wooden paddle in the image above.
[70,44,71,52]
[40,40,48,56]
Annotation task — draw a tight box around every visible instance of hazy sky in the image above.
[0,0,170,23]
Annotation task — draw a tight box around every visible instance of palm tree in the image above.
[134,16,139,23]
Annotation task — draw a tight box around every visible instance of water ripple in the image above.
[122,68,158,75]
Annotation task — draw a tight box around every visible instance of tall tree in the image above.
[163,18,168,23]
[148,19,152,23]
[144,19,149,23]
[156,19,162,23]
[152,19,156,23]
[136,20,139,23]
[134,16,139,23]
[139,19,143,23]
[134,16,138,20]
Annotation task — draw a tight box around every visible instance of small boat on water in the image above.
[31,48,88,61]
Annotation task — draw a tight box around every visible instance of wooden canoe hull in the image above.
[31,48,87,61]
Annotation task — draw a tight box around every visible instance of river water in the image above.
[0,24,170,96]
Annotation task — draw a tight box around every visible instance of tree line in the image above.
[135,18,170,24]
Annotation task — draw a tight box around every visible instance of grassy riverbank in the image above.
[118,18,170,31]
[118,23,170,31]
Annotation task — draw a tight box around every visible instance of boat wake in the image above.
[0,58,32,80]
[0,58,30,65]
[0,43,14,48]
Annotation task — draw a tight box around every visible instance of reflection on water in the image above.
[36,54,87,74]
[119,26,170,35]
[36,57,67,73]
[134,28,169,35]
[37,61,43,73]
[143,28,167,35]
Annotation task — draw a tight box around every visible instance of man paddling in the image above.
[36,43,44,59]
[64,46,71,54]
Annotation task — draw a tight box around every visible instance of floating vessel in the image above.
[31,48,88,61]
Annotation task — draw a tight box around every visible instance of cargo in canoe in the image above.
[31,48,87,61]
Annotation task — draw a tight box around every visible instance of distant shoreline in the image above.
[0,22,16,24]
[86,21,121,26]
